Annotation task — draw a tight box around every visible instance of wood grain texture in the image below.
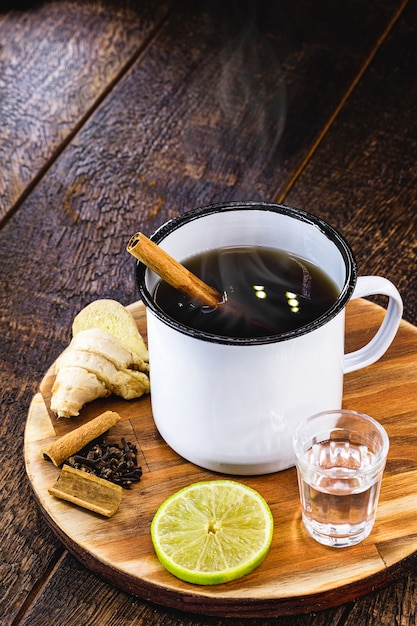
[24,299,417,618]
[285,0,417,325]
[0,0,172,222]
[24,0,403,229]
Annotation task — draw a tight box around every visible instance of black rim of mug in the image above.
[135,202,357,345]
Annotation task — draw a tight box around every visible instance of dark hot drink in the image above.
[153,246,340,338]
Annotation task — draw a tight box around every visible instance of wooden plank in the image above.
[18,549,350,626]
[284,0,416,325]
[24,0,403,228]
[0,0,173,223]
[1,0,402,224]
[24,299,417,618]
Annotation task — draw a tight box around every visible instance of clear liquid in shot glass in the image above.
[298,438,383,547]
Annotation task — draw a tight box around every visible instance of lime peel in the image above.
[151,480,274,585]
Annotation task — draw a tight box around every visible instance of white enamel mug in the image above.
[136,202,403,475]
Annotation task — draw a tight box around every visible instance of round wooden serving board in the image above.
[25,299,417,618]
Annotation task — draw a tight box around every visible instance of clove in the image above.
[65,438,142,489]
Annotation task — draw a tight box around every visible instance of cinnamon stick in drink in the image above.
[126,232,223,308]
[127,232,276,333]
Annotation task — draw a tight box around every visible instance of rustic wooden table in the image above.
[1,1,416,624]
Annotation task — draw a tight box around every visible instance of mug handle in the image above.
[343,276,403,374]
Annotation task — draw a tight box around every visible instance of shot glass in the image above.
[293,409,389,547]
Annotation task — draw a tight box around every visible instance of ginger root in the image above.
[50,301,150,418]
[51,365,111,418]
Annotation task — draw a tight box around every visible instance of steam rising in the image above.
[183,3,287,189]
[215,7,287,159]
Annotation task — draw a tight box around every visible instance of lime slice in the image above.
[151,480,274,585]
